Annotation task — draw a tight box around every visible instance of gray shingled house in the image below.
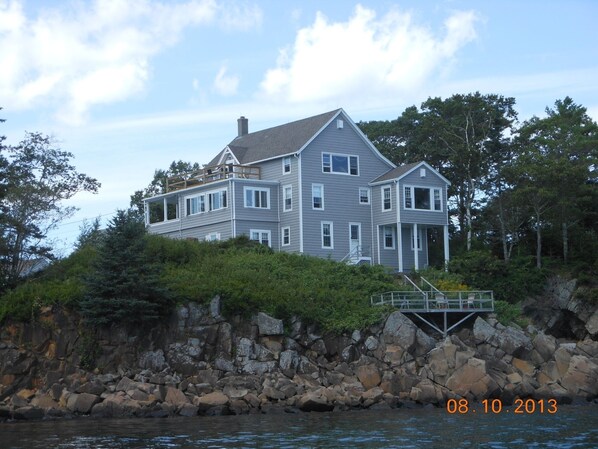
[144,109,450,271]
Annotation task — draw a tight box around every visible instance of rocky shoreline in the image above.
[1,296,597,421]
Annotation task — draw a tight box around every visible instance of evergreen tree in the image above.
[81,210,173,326]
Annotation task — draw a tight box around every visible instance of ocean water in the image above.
[1,405,597,449]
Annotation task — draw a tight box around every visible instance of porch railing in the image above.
[166,164,261,192]
[370,290,494,312]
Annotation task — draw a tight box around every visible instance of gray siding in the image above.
[300,112,393,260]
[158,221,233,242]
[254,157,301,253]
[235,220,280,250]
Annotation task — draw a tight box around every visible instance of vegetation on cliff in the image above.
[0,216,397,332]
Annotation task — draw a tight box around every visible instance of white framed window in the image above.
[282,227,290,246]
[404,186,442,211]
[382,186,392,211]
[359,187,370,205]
[250,229,271,247]
[282,156,292,174]
[312,184,324,210]
[322,152,359,176]
[383,226,395,249]
[208,190,227,211]
[186,194,206,215]
[411,229,423,251]
[205,232,221,242]
[283,185,292,212]
[244,187,270,209]
[321,221,333,249]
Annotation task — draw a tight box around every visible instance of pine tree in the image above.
[80,210,173,326]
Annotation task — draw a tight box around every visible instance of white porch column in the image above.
[443,224,450,271]
[397,224,403,272]
[413,223,419,270]
[163,198,168,222]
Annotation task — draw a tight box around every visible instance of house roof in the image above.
[370,161,451,185]
[208,109,342,166]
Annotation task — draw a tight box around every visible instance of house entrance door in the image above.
[349,223,361,262]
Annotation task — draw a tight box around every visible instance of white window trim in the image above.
[283,184,292,212]
[185,193,206,216]
[403,185,443,212]
[282,156,292,174]
[312,183,324,210]
[411,229,423,251]
[243,186,271,209]
[382,186,392,211]
[186,188,227,214]
[205,232,221,242]
[281,226,291,246]
[208,189,228,211]
[383,225,395,249]
[321,221,334,249]
[250,229,272,247]
[321,152,359,176]
[358,187,370,205]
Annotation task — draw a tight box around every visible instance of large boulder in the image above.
[355,364,381,390]
[257,313,284,336]
[382,312,435,356]
[445,357,499,400]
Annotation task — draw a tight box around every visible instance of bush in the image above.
[494,300,528,327]
[0,246,96,323]
[448,251,546,303]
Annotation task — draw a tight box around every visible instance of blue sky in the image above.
[1,0,597,254]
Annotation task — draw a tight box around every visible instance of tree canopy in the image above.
[0,130,100,290]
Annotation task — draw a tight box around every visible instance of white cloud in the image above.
[213,65,240,96]
[259,5,478,106]
[218,0,262,31]
[0,0,259,125]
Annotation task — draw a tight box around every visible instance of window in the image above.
[208,190,227,211]
[283,156,291,174]
[359,187,370,204]
[186,194,205,215]
[321,221,333,249]
[205,232,220,242]
[434,189,442,211]
[244,187,270,209]
[312,184,324,210]
[383,226,395,249]
[250,229,271,247]
[404,186,442,211]
[383,186,392,211]
[283,185,292,211]
[411,229,422,251]
[322,153,359,175]
[404,186,412,209]
[282,227,290,246]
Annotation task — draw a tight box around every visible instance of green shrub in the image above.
[494,300,528,327]
[448,251,546,303]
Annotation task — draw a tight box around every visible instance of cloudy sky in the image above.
[1,0,597,254]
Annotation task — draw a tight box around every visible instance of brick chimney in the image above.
[237,116,248,137]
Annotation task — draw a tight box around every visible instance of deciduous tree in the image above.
[0,132,100,289]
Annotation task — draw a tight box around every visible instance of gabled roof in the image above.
[208,109,342,166]
[370,161,451,185]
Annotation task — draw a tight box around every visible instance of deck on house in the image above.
[166,164,260,192]
[371,275,494,336]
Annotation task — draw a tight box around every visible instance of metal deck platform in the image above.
[371,275,494,336]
